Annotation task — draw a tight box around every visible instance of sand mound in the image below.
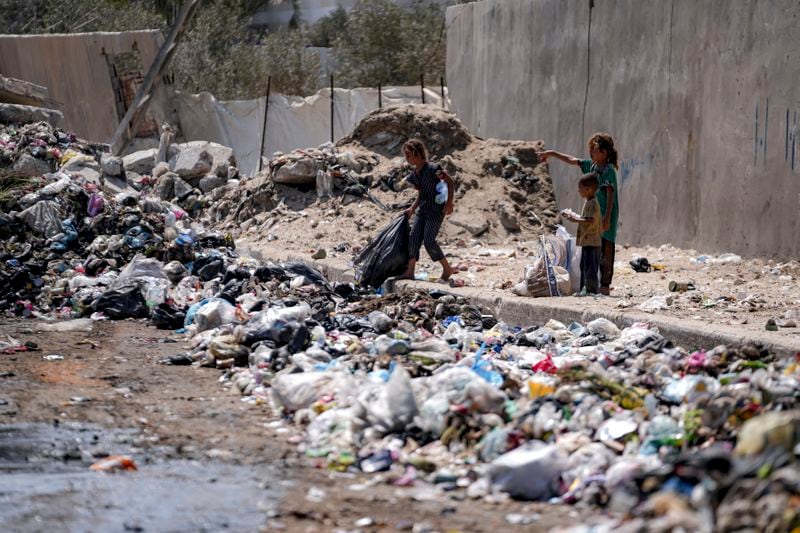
[339,104,472,157]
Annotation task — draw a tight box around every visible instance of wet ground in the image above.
[0,319,587,532]
[0,423,279,532]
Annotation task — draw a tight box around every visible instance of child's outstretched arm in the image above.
[540,150,581,166]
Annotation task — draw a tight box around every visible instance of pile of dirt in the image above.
[339,104,472,157]
[204,104,560,261]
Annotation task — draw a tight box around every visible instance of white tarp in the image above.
[175,86,449,176]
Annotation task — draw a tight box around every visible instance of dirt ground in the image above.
[0,319,590,532]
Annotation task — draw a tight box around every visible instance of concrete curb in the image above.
[239,239,800,358]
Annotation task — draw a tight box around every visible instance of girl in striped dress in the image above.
[400,139,455,281]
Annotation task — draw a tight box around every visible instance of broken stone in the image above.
[498,204,521,231]
[0,103,63,126]
[61,155,101,184]
[102,175,134,195]
[450,217,490,237]
[152,161,170,178]
[198,175,228,193]
[173,176,194,200]
[100,154,123,177]
[12,153,51,177]
[272,157,321,186]
[122,148,158,175]
[509,189,527,203]
[312,249,327,260]
[155,173,177,200]
[169,141,234,181]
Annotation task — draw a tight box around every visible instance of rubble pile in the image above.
[202,105,561,259]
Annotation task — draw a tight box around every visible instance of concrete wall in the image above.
[0,31,172,144]
[446,0,800,258]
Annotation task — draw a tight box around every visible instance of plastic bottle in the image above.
[435,180,448,204]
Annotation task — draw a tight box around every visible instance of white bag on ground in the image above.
[195,299,238,332]
[358,365,418,434]
[556,225,582,295]
[488,441,568,500]
[271,370,354,412]
[512,259,570,297]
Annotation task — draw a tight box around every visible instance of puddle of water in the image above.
[0,423,281,532]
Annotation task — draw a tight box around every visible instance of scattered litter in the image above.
[89,455,138,472]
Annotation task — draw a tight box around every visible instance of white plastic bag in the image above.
[194,298,238,333]
[358,365,418,434]
[556,225,582,295]
[115,255,167,286]
[488,441,568,500]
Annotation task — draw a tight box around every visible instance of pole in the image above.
[378,82,382,109]
[420,74,425,104]
[257,75,272,173]
[330,74,335,143]
[440,76,445,108]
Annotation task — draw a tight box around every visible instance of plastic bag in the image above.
[512,259,570,297]
[555,225,581,295]
[282,262,331,290]
[358,365,418,434]
[271,370,354,412]
[151,303,187,330]
[19,200,63,238]
[87,192,105,217]
[353,216,409,288]
[115,255,167,287]
[194,298,238,333]
[488,441,568,500]
[435,180,448,204]
[94,285,149,319]
[586,318,621,339]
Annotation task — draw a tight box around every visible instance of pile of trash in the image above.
[0,119,255,318]
[159,267,800,529]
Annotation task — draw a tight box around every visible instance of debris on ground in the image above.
[2,108,799,532]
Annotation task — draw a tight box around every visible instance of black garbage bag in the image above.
[193,255,224,281]
[254,264,287,283]
[630,257,652,273]
[151,303,187,330]
[353,215,409,288]
[217,278,247,305]
[282,261,332,291]
[94,284,149,319]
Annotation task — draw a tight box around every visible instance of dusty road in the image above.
[0,319,586,532]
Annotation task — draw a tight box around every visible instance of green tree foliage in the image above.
[172,6,320,100]
[0,0,163,33]
[330,0,446,88]
[0,0,447,98]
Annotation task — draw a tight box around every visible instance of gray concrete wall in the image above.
[0,31,172,144]
[446,0,800,258]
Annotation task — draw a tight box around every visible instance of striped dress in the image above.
[406,162,445,262]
